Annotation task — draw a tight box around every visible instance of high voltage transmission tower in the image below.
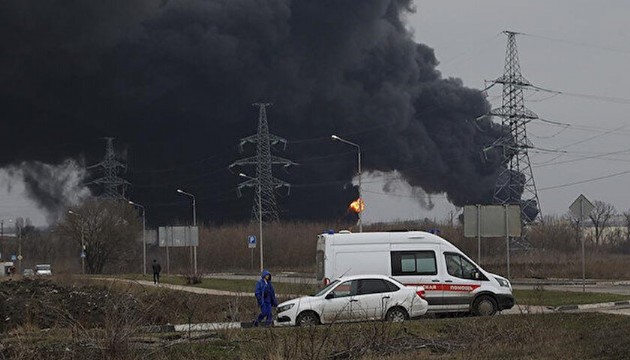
[87,137,129,199]
[231,103,296,222]
[488,31,542,225]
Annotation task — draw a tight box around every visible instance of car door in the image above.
[352,279,395,320]
[320,280,357,323]
[442,251,482,311]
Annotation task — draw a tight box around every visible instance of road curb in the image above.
[555,300,630,312]
[174,322,242,332]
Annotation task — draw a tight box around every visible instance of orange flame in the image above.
[349,198,365,213]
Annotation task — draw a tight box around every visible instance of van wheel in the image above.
[473,295,498,316]
[296,311,320,326]
[385,307,409,322]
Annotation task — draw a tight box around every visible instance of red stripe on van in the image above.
[405,283,481,292]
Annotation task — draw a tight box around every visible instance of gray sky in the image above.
[3,0,630,226]
[362,0,630,223]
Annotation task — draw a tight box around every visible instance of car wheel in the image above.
[296,311,319,326]
[385,307,408,322]
[473,295,498,316]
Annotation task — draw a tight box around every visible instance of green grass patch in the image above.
[116,273,318,296]
[514,288,630,307]
[114,274,630,307]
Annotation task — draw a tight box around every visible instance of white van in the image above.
[316,230,514,316]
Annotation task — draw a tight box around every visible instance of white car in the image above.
[275,274,428,326]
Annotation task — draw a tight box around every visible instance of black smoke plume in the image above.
[0,0,506,224]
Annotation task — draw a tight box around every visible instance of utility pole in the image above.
[231,103,296,222]
[231,103,295,271]
[487,31,542,249]
[88,137,130,199]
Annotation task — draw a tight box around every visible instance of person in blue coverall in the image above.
[254,269,278,327]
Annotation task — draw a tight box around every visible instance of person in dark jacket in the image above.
[152,259,162,285]
[254,269,278,327]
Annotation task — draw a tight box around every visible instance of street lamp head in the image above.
[128,201,134,205]
[68,210,75,215]
[176,189,184,194]
[238,173,248,178]
[331,135,340,141]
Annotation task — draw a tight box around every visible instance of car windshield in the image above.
[36,265,51,270]
[312,280,339,297]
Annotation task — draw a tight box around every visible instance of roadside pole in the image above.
[569,195,594,294]
[504,204,510,280]
[580,203,585,293]
[476,204,481,264]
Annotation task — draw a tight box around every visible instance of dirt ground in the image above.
[0,277,259,333]
[2,277,630,360]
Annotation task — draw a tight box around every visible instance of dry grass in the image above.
[4,276,630,359]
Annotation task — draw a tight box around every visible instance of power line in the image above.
[530,85,630,105]
[534,147,630,168]
[520,32,630,56]
[539,168,630,191]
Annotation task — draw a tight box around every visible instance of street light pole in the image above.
[129,201,146,275]
[177,189,197,274]
[17,223,22,274]
[331,135,363,232]
[239,173,264,271]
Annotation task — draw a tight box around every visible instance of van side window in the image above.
[445,253,477,280]
[391,251,437,276]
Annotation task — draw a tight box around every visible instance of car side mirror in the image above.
[325,293,335,299]
[473,271,481,280]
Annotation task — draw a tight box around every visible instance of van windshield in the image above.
[35,265,51,270]
[312,280,339,297]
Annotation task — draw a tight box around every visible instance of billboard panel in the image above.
[158,226,199,247]
[464,205,521,238]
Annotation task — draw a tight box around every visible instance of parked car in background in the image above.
[275,274,428,326]
[35,264,52,276]
[22,268,34,277]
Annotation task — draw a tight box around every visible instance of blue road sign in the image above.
[80,251,86,259]
[248,235,256,248]
[10,254,16,261]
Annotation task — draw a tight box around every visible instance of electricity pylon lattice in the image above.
[490,31,541,225]
[87,137,130,199]
[231,103,296,222]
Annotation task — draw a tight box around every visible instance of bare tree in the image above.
[588,201,616,247]
[58,198,141,273]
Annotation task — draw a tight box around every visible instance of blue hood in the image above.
[261,270,271,281]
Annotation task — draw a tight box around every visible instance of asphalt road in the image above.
[101,275,630,316]
[204,273,630,316]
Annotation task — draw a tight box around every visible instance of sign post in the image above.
[569,194,594,293]
[464,204,521,279]
[248,235,256,270]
